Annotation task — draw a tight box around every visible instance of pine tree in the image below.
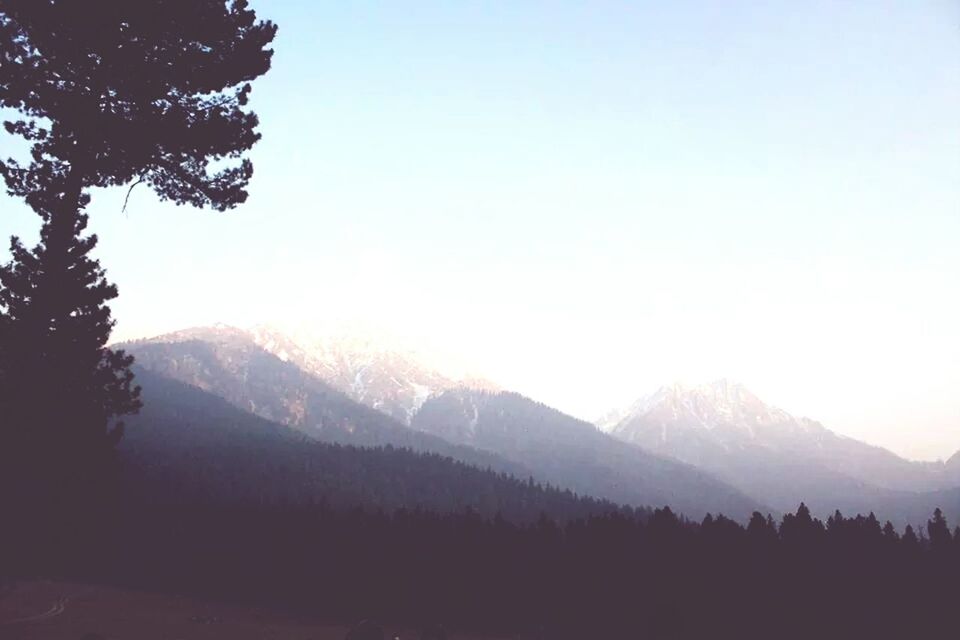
[0,204,140,505]
[881,521,899,544]
[0,201,143,570]
[0,1,275,484]
[780,503,819,546]
[926,508,952,552]
[0,206,140,448]
[746,511,778,546]
[0,1,277,213]
[902,525,919,549]
[826,509,845,537]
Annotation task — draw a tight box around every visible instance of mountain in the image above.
[120,326,521,475]
[248,325,495,423]
[602,380,960,523]
[411,388,765,522]
[123,326,764,521]
[119,368,644,524]
[948,449,960,473]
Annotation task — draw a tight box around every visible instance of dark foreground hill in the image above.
[18,490,960,640]
[3,373,959,640]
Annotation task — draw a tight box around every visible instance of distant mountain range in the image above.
[600,380,960,522]
[121,326,763,521]
[120,326,960,526]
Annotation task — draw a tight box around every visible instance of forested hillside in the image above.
[123,332,524,473]
[119,368,646,525]
[28,495,960,640]
[124,329,764,521]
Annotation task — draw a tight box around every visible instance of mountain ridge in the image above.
[119,367,646,524]
[123,327,766,521]
[119,328,524,476]
[131,324,497,424]
[412,387,766,521]
[603,379,960,522]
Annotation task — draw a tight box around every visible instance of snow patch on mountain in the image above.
[601,379,960,507]
[248,324,497,424]
[604,380,800,442]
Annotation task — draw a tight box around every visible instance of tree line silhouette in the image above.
[4,368,954,638]
[6,486,959,639]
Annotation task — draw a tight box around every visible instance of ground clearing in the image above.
[0,580,504,640]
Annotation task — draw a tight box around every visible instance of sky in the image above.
[2,1,959,460]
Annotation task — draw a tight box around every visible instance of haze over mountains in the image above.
[601,381,960,489]
[412,388,758,520]
[601,381,960,522]
[248,325,498,424]
[119,367,638,524]
[120,324,960,527]
[122,325,761,521]
[123,325,516,474]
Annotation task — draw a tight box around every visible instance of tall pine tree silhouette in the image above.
[0,3,275,484]
[926,508,952,551]
[0,201,140,553]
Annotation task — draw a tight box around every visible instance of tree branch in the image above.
[121,174,146,215]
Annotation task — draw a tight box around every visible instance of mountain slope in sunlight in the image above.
[120,326,519,475]
[249,324,496,424]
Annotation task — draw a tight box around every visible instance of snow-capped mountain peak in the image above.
[600,379,960,516]
[247,324,497,424]
[600,379,794,439]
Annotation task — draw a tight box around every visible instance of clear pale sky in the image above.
[2,1,958,460]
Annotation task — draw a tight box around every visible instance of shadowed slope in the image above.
[412,389,765,522]
[120,368,645,524]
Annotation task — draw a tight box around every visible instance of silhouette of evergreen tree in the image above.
[926,508,952,551]
[882,520,899,542]
[0,0,275,565]
[0,0,276,379]
[0,200,142,570]
[779,502,823,547]
[0,206,140,470]
[863,512,882,537]
[0,1,276,212]
[902,524,919,548]
[746,510,778,550]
